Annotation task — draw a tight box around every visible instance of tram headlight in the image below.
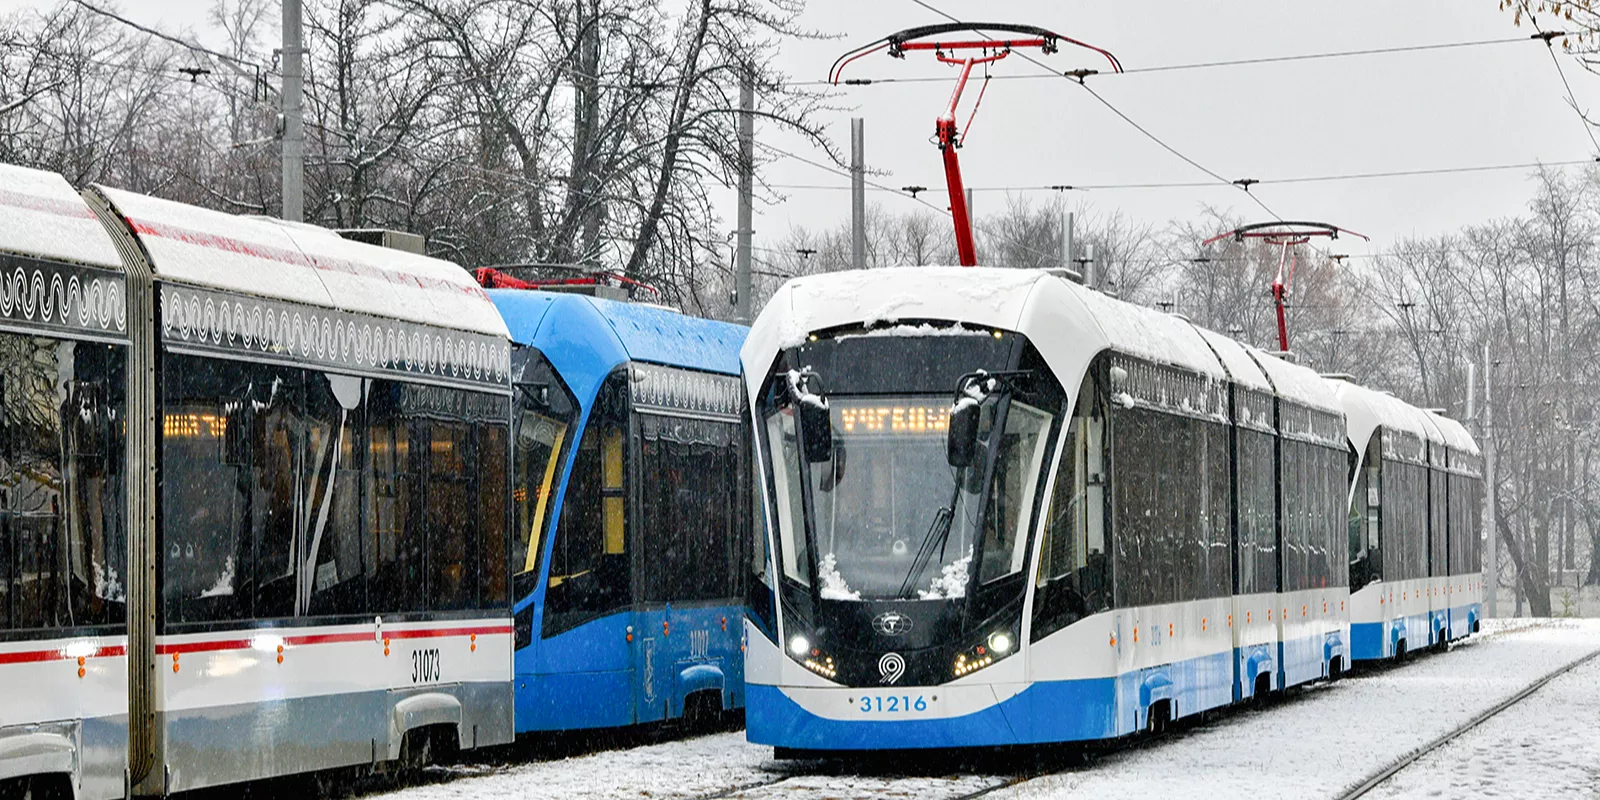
[953,625,1020,678]
[786,633,836,679]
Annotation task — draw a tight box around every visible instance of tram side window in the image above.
[0,336,127,632]
[1440,467,1452,579]
[1110,399,1227,608]
[162,354,256,623]
[978,399,1055,586]
[1236,428,1276,595]
[765,408,810,587]
[303,372,366,616]
[1380,460,1426,582]
[544,370,631,637]
[1033,374,1111,641]
[747,429,777,639]
[365,380,423,614]
[1325,445,1350,587]
[427,419,477,610]
[1202,421,1231,597]
[479,421,509,607]
[1112,405,1156,608]
[1281,438,1309,592]
[639,414,740,603]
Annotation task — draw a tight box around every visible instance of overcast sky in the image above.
[750,0,1600,257]
[6,0,1597,259]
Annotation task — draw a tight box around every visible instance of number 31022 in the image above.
[411,648,441,683]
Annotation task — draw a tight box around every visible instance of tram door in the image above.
[539,372,637,729]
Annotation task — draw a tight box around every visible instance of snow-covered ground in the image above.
[367,619,1600,800]
[1363,633,1600,798]
[993,619,1600,800]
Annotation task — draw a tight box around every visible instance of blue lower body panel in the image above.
[749,649,1235,750]
[1351,612,1436,662]
[516,669,636,732]
[514,604,746,733]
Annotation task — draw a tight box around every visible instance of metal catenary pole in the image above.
[734,73,754,324]
[1484,340,1498,617]
[850,118,865,271]
[281,0,304,222]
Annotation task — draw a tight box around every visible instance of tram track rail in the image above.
[1334,643,1600,800]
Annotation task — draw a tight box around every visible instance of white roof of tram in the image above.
[1427,411,1479,456]
[1326,378,1437,450]
[744,267,1227,382]
[89,185,507,337]
[745,266,1345,414]
[1246,345,1342,412]
[0,164,121,270]
[1192,327,1273,392]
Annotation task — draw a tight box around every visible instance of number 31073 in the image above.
[411,648,441,683]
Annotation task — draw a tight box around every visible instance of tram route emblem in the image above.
[878,652,906,685]
[872,612,913,637]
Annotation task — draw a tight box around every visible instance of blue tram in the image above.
[738,267,1361,752]
[489,286,752,731]
[1329,380,1484,661]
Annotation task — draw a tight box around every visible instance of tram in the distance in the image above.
[486,284,751,732]
[738,266,1358,752]
[1330,379,1483,661]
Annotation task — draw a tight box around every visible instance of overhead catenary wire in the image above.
[69,0,267,75]
[1530,15,1600,154]
[765,157,1598,194]
[901,0,1286,223]
[756,140,1064,265]
[691,34,1547,89]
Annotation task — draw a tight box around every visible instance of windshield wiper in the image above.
[897,499,955,598]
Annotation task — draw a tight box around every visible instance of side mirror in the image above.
[800,398,833,463]
[947,400,979,467]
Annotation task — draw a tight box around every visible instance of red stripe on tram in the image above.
[125,218,490,302]
[0,188,97,220]
[154,624,512,654]
[0,643,128,664]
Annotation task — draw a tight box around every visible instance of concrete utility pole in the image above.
[850,118,865,271]
[1061,210,1074,274]
[734,74,754,324]
[1483,341,1498,618]
[281,0,304,222]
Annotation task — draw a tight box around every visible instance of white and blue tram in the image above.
[487,287,751,732]
[739,267,1355,751]
[1330,380,1483,661]
[0,164,515,797]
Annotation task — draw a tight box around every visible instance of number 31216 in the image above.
[859,695,926,713]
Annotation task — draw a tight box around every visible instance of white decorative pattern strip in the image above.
[0,255,127,335]
[631,362,743,419]
[160,284,510,389]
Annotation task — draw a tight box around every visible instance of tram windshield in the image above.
[777,393,1055,602]
[511,348,580,590]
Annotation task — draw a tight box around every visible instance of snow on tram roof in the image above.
[90,185,506,337]
[1328,378,1443,450]
[0,164,121,269]
[1426,411,1478,455]
[1065,282,1226,378]
[752,267,1232,378]
[1244,346,1341,412]
[1190,327,1272,392]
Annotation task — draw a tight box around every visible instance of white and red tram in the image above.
[0,164,515,797]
